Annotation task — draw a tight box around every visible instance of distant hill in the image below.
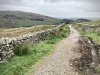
[71,18,91,23]
[0,11,63,28]
[83,20,100,26]
[62,19,73,24]
[77,19,90,22]
[61,18,90,24]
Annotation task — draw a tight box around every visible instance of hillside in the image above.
[83,20,100,26]
[0,11,63,28]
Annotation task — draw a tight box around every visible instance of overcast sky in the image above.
[0,0,100,18]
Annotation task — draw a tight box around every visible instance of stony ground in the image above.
[32,25,82,75]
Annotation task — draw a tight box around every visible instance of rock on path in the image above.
[32,25,82,75]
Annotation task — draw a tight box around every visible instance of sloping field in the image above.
[0,11,63,28]
[83,20,100,26]
[0,25,56,38]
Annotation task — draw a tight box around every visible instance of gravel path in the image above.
[32,25,82,75]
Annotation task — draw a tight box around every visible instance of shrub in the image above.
[96,64,100,72]
[14,43,30,56]
[46,25,69,44]
[97,32,100,36]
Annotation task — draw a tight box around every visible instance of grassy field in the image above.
[0,25,56,38]
[82,20,100,26]
[0,24,69,75]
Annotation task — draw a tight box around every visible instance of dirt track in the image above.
[32,25,82,75]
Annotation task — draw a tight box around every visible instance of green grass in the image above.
[14,43,30,56]
[85,33,100,44]
[0,25,69,75]
[76,27,100,44]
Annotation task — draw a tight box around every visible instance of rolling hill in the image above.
[0,11,63,28]
[83,20,100,26]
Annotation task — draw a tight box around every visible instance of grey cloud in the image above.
[43,0,100,3]
[0,0,21,4]
[43,0,68,3]
[0,0,100,18]
[0,0,23,6]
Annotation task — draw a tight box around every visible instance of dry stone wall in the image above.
[77,23,100,32]
[0,24,64,63]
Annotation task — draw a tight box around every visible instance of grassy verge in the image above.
[74,25,100,44]
[0,25,69,75]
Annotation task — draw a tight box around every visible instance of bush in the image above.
[46,25,69,44]
[97,32,100,36]
[14,43,30,56]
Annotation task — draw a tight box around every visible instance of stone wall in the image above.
[0,23,65,63]
[77,23,100,32]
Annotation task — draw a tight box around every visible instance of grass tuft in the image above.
[14,43,30,56]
